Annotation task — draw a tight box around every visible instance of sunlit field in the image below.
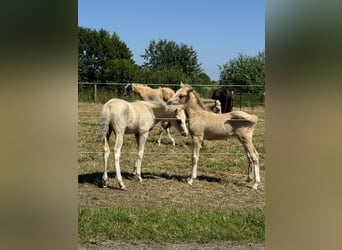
[78,101,265,245]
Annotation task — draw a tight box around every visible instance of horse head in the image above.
[124,83,134,96]
[167,83,193,106]
[167,104,188,137]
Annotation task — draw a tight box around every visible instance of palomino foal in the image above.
[96,98,188,189]
[167,83,260,189]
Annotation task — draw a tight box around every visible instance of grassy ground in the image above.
[78,101,265,245]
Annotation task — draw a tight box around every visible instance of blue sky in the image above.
[78,0,264,81]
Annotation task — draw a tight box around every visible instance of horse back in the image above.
[103,99,154,133]
[160,87,175,101]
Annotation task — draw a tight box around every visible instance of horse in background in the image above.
[211,87,233,113]
[167,83,260,190]
[96,98,188,189]
[125,83,174,102]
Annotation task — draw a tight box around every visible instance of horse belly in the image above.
[125,120,152,134]
[203,125,232,140]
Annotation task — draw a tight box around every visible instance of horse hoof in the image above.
[102,179,108,188]
[187,179,193,185]
[119,184,126,190]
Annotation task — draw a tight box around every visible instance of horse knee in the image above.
[137,151,144,160]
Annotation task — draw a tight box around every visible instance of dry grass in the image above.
[78,102,265,210]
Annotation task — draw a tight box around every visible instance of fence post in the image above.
[239,92,242,110]
[94,84,97,102]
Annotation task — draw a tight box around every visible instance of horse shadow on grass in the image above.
[78,171,222,188]
[143,172,222,183]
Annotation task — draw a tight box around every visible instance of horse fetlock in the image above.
[252,182,259,190]
[102,178,108,188]
[132,173,143,182]
[119,183,126,190]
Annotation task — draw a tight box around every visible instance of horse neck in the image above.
[186,92,207,116]
[145,102,172,119]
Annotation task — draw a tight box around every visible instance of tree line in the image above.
[78,26,265,94]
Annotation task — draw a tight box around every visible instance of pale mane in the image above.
[184,85,210,111]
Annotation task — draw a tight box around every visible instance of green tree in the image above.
[219,51,265,94]
[141,39,203,87]
[78,26,138,83]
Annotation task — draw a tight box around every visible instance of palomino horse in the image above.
[96,98,188,189]
[125,83,222,145]
[167,83,260,189]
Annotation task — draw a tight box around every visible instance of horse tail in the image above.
[225,111,258,128]
[96,104,111,143]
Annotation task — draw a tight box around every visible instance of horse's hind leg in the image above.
[164,121,175,146]
[237,132,260,189]
[114,134,125,189]
[102,135,110,188]
[158,122,175,146]
[166,127,175,146]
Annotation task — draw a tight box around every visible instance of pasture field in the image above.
[78,101,265,246]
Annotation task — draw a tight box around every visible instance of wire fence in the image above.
[78,82,265,108]
[78,82,265,157]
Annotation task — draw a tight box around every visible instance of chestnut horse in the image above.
[167,83,260,189]
[96,98,188,189]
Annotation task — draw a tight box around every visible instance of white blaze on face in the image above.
[175,108,188,136]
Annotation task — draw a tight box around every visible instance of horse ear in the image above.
[187,88,194,93]
[180,81,184,87]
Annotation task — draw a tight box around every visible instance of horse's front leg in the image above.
[157,125,164,146]
[133,132,149,182]
[188,135,203,185]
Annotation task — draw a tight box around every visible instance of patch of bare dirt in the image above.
[78,170,265,210]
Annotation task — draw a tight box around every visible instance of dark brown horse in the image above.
[211,87,233,113]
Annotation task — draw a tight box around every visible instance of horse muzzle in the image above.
[181,131,188,137]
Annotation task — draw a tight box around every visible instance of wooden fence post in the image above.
[94,84,97,102]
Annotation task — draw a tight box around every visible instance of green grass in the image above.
[78,206,264,245]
